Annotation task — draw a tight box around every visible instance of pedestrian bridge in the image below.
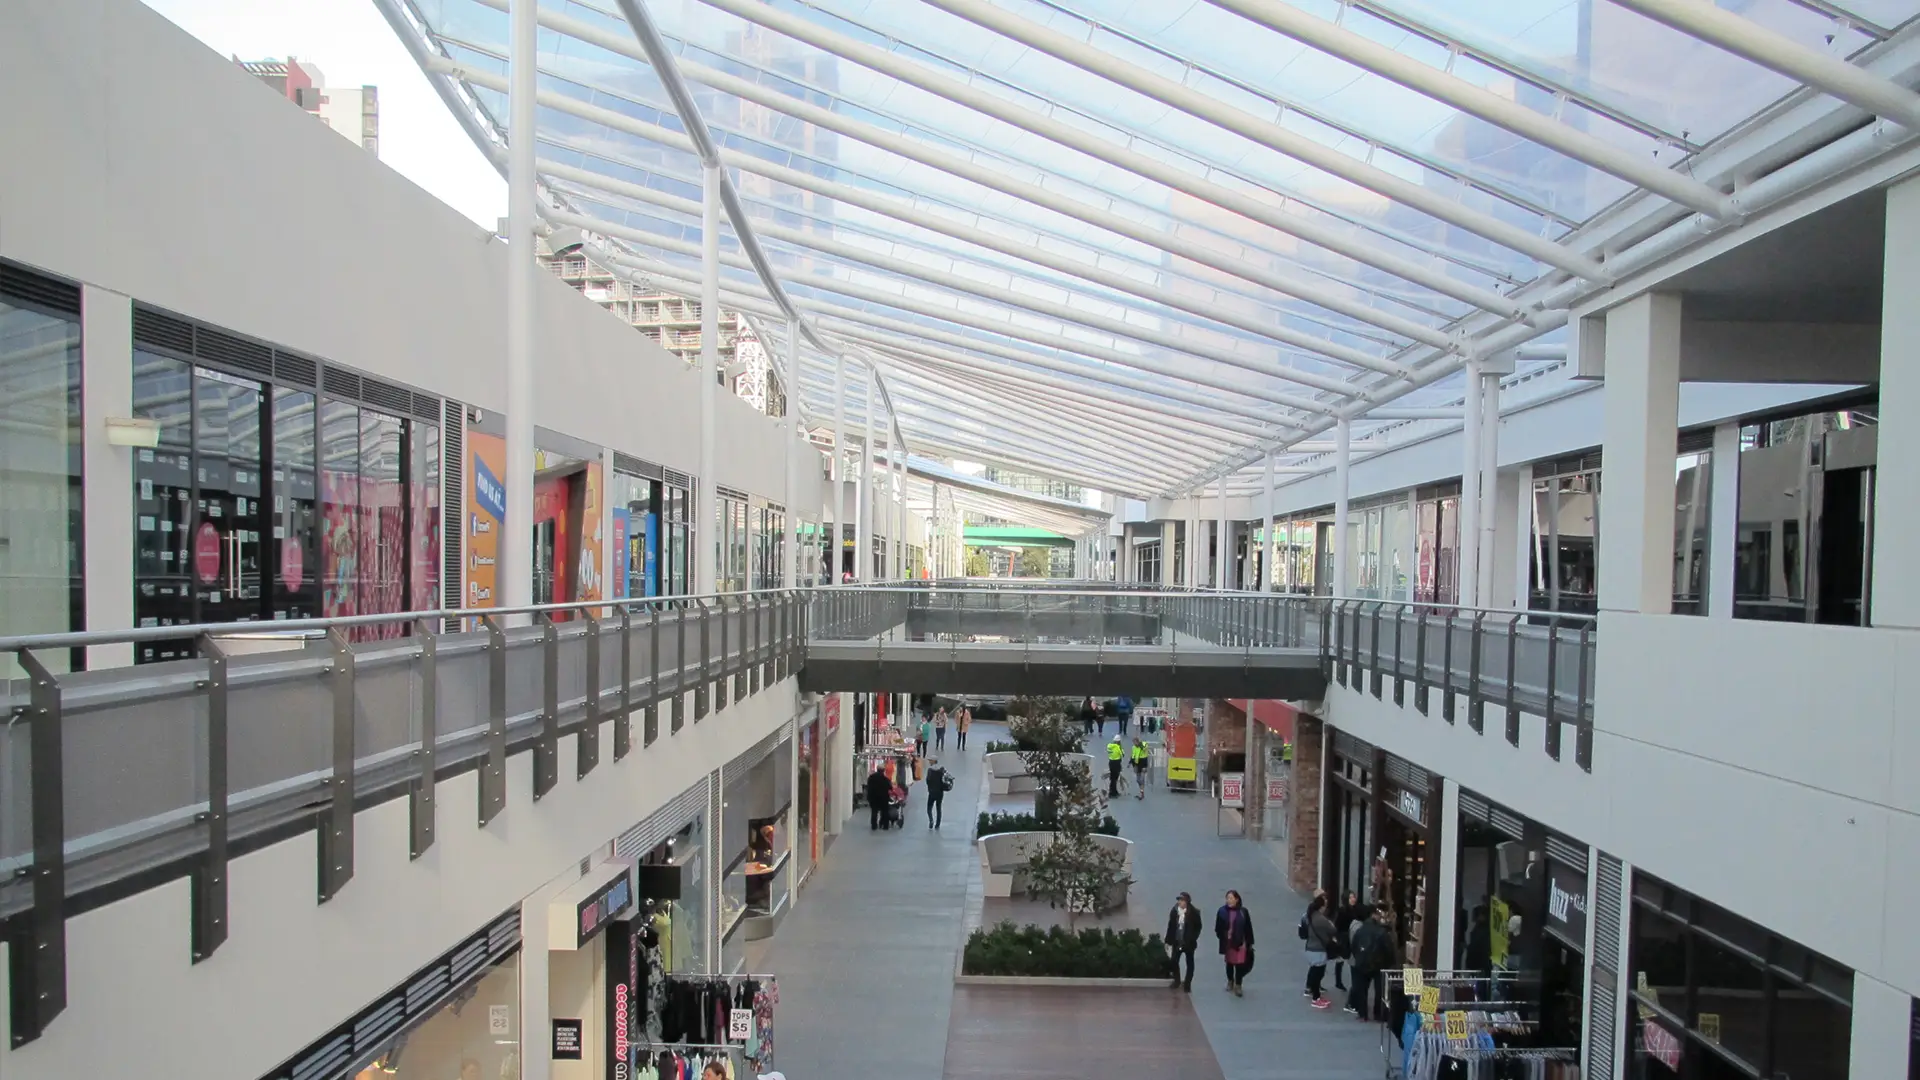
[0,580,1589,1050]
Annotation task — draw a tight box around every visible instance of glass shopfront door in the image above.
[133,357,270,662]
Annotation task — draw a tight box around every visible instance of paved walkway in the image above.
[760,720,1381,1080]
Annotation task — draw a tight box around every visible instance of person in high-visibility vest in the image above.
[1130,738,1150,799]
[1106,735,1124,797]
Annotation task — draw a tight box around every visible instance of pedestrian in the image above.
[955,705,971,751]
[916,714,932,757]
[924,757,951,828]
[1215,890,1255,996]
[1333,889,1365,992]
[1302,895,1337,1008]
[1081,696,1099,736]
[1106,734,1124,797]
[1130,737,1149,799]
[1346,903,1397,1020]
[1462,904,1492,1000]
[865,766,892,831]
[934,708,948,751]
[703,1061,728,1080]
[1165,891,1203,992]
[1117,694,1133,734]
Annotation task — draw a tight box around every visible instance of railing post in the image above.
[695,598,711,720]
[580,611,603,779]
[1544,619,1563,760]
[1504,614,1523,744]
[1369,601,1385,699]
[10,648,66,1047]
[1440,609,1456,724]
[409,619,439,857]
[481,616,508,823]
[674,600,687,732]
[1392,605,1405,706]
[1413,605,1430,715]
[616,607,635,760]
[1467,611,1486,732]
[534,613,560,799]
[775,592,788,682]
[321,627,357,900]
[716,595,731,712]
[193,634,232,961]
[1575,623,1594,772]
[1319,601,1333,682]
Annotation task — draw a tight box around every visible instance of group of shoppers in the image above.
[1078,695,1134,735]
[1160,887,1401,1016]
[862,755,954,830]
[1303,890,1401,1018]
[1162,890,1255,996]
[914,705,971,756]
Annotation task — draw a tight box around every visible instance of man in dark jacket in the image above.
[865,767,892,831]
[924,758,950,829]
[1345,904,1397,1020]
[1165,892,1203,992]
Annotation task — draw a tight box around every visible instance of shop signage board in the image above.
[1166,758,1198,783]
[1545,860,1589,947]
[824,693,841,735]
[1220,773,1245,808]
[1401,967,1423,995]
[1396,787,1425,825]
[552,1018,583,1060]
[1442,1011,1469,1040]
[1419,986,1440,1016]
[728,1008,753,1042]
[575,870,634,947]
[1266,776,1287,804]
[489,1004,511,1036]
[1641,1017,1684,1069]
[1698,1012,1721,1044]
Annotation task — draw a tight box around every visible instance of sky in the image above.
[141,0,504,230]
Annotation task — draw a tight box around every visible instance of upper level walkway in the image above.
[0,579,1591,1056]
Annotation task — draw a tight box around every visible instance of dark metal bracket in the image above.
[193,634,232,961]
[10,647,66,1048]
[481,616,507,825]
[320,628,357,902]
[410,619,438,858]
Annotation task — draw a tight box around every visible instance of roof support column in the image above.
[859,367,875,582]
[503,0,537,613]
[1333,419,1352,597]
[1706,423,1740,619]
[1216,483,1230,592]
[1597,294,1682,615]
[783,325,799,590]
[832,353,847,584]
[1263,451,1276,593]
[1161,519,1176,588]
[1874,175,1920,626]
[1475,366,1501,608]
[1459,358,1483,610]
[696,162,720,596]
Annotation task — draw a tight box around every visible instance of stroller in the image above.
[887,784,907,829]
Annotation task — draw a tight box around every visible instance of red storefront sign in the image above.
[193,521,222,585]
[1228,699,1302,740]
[823,693,841,734]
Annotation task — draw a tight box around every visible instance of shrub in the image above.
[982,739,1020,755]
[975,810,1120,839]
[962,921,1168,978]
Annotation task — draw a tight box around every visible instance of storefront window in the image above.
[610,469,660,599]
[638,821,706,974]
[0,287,82,677]
[1627,873,1851,1080]
[356,952,521,1080]
[1531,471,1599,614]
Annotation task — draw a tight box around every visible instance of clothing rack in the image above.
[1378,970,1551,1080]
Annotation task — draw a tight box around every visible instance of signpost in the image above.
[1217,771,1246,837]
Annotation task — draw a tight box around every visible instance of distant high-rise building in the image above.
[535,238,786,417]
[236,56,379,157]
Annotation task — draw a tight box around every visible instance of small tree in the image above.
[1022,760,1131,927]
[965,549,993,577]
[1008,700,1083,823]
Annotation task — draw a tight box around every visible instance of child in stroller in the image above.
[888,782,908,829]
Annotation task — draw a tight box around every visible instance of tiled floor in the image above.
[758,720,1382,1080]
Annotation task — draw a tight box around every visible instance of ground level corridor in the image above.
[758,719,1378,1080]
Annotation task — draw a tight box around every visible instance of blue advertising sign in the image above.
[472,452,507,523]
[642,513,659,597]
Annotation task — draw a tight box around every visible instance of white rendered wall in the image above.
[0,679,804,1080]
[0,0,813,515]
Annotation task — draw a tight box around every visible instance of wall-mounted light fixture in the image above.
[103,416,160,448]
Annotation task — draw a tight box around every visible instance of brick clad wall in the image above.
[1289,714,1324,895]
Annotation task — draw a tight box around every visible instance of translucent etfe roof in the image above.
[382,0,1920,498]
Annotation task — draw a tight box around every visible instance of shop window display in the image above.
[354,952,521,1080]
[1626,872,1851,1080]
[0,285,83,678]
[638,822,706,974]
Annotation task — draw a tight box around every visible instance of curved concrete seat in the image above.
[978,831,1134,902]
